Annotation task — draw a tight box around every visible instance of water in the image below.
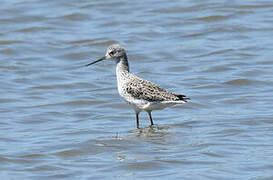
[1,0,273,179]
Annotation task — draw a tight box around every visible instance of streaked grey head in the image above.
[106,44,126,60]
[85,44,126,66]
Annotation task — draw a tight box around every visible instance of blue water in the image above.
[1,0,273,179]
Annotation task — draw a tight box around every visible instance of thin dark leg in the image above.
[147,111,154,126]
[136,112,140,129]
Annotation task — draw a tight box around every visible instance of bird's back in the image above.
[122,73,189,103]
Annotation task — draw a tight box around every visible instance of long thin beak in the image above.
[85,56,106,67]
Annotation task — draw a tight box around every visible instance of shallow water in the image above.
[1,0,273,179]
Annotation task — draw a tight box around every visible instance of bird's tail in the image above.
[175,94,190,102]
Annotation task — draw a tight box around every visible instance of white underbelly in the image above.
[123,96,174,112]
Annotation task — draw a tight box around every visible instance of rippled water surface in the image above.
[1,0,273,179]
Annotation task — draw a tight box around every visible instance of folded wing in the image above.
[125,75,189,103]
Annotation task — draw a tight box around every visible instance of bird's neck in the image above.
[116,55,130,95]
[116,55,129,73]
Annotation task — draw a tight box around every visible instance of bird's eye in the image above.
[109,51,114,56]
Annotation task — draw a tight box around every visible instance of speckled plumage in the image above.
[86,44,189,128]
[124,74,187,102]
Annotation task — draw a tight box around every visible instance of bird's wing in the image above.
[125,74,188,102]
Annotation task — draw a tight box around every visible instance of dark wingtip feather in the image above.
[176,94,190,102]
